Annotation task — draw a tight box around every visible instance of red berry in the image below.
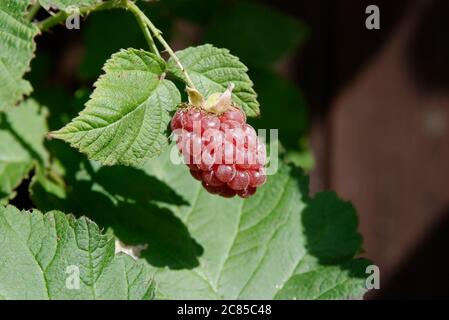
[202,129,224,151]
[248,168,266,187]
[202,170,224,187]
[215,164,236,183]
[221,107,245,124]
[171,111,183,130]
[190,169,202,181]
[199,150,215,171]
[228,170,250,191]
[237,187,256,198]
[202,181,221,194]
[219,185,237,198]
[182,109,204,131]
[224,127,245,146]
[236,148,257,170]
[221,141,236,165]
[201,116,221,132]
[171,106,266,198]
[188,163,200,171]
[220,120,242,131]
[185,133,203,158]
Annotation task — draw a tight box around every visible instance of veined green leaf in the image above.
[274,259,370,299]
[0,99,48,202]
[51,49,181,166]
[0,204,154,299]
[31,144,371,300]
[0,0,39,110]
[140,152,368,299]
[168,44,260,117]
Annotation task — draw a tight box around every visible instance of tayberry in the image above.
[171,103,266,198]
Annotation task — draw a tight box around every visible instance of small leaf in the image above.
[51,49,181,166]
[274,259,371,300]
[0,204,154,299]
[168,44,260,117]
[0,0,39,110]
[0,99,48,202]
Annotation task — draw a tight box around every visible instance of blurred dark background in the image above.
[27,0,449,299]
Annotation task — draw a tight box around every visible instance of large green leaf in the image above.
[141,152,369,299]
[0,204,154,299]
[39,0,100,11]
[0,99,48,202]
[168,44,260,117]
[0,0,39,110]
[31,145,371,299]
[51,49,181,166]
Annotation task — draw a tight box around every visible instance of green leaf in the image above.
[30,142,204,270]
[274,259,371,299]
[139,153,368,299]
[204,2,308,67]
[0,0,39,110]
[0,204,154,299]
[32,145,371,299]
[168,44,260,117]
[39,0,100,11]
[51,49,181,166]
[0,99,48,202]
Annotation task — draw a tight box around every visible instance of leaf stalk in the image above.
[125,1,197,90]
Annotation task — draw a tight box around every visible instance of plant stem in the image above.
[125,1,160,57]
[125,1,197,89]
[27,2,41,21]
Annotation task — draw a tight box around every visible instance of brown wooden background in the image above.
[264,0,449,298]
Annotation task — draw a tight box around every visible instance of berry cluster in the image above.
[171,106,267,198]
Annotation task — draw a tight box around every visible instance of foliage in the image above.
[0,205,154,299]
[0,0,371,300]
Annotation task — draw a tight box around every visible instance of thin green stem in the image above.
[27,2,41,21]
[125,2,160,57]
[37,12,68,31]
[125,1,197,89]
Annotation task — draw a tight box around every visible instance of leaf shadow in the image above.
[289,164,369,279]
[0,113,44,165]
[94,165,189,206]
[35,142,203,269]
